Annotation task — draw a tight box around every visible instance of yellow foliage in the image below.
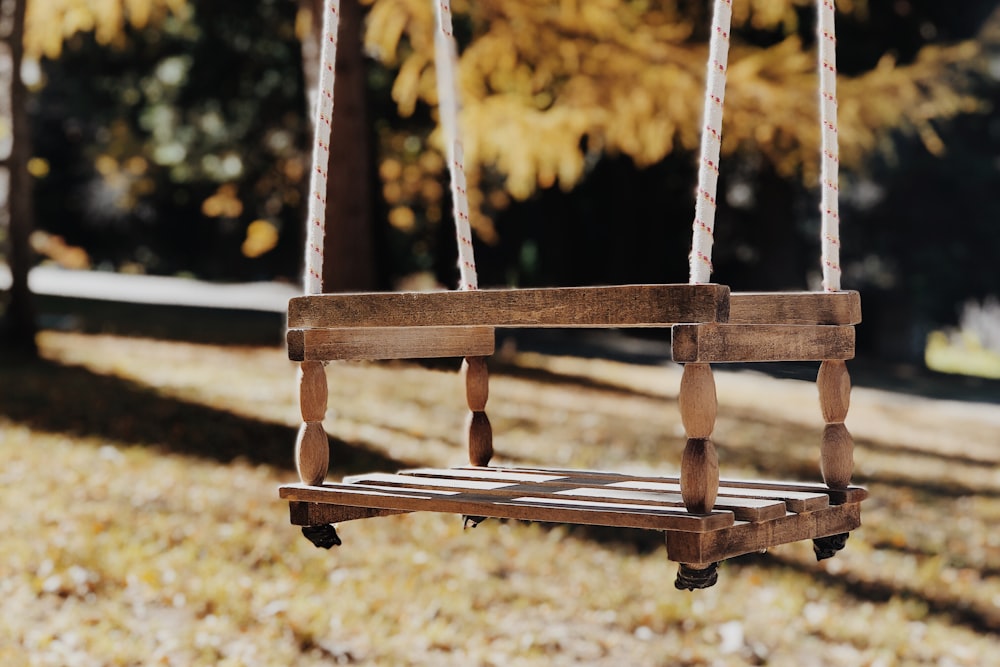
[29,230,91,269]
[241,219,280,258]
[26,156,49,177]
[365,0,985,226]
[201,184,243,219]
[24,0,187,59]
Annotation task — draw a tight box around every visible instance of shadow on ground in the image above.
[495,329,1000,405]
[0,352,405,476]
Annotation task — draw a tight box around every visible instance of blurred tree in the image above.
[24,0,378,292]
[361,0,992,293]
[299,0,377,291]
[2,0,187,356]
[23,0,184,59]
[0,0,36,356]
[28,0,309,281]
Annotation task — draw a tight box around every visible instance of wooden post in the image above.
[296,360,330,485]
[817,360,854,489]
[678,363,719,514]
[462,356,493,466]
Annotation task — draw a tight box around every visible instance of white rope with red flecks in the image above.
[434,0,479,290]
[690,0,842,290]
[818,0,841,292]
[689,0,732,285]
[303,0,340,294]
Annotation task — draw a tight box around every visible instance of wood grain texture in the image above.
[820,423,854,489]
[405,467,830,513]
[466,411,493,467]
[681,438,719,514]
[671,324,855,363]
[340,472,785,522]
[280,465,868,559]
[295,421,329,486]
[817,359,851,423]
[287,284,731,329]
[462,356,489,411]
[678,363,717,438]
[729,291,861,325]
[288,501,407,526]
[707,477,867,506]
[665,502,863,564]
[279,482,735,532]
[470,466,867,505]
[287,326,495,361]
[298,361,328,422]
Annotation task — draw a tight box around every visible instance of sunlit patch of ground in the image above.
[2,332,999,665]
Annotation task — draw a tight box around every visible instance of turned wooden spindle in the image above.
[296,360,330,486]
[462,356,493,466]
[678,363,719,514]
[817,359,854,489]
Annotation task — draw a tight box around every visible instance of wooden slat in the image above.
[349,471,786,522]
[665,501,862,564]
[287,326,495,361]
[706,477,868,506]
[671,324,855,363]
[288,501,407,525]
[279,482,734,532]
[607,481,825,514]
[287,284,730,329]
[281,465,868,561]
[402,468,796,518]
[729,291,861,325]
[453,466,831,513]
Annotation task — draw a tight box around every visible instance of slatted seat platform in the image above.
[280,467,866,564]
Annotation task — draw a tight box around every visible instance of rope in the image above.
[689,0,733,285]
[434,0,479,290]
[818,0,842,292]
[304,0,341,294]
[690,0,842,291]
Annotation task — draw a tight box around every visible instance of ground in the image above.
[1,331,999,666]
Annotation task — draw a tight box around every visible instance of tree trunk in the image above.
[0,0,37,357]
[301,0,376,292]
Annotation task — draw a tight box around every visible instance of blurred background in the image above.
[0,0,999,373]
[3,2,1000,665]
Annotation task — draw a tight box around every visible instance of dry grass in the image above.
[2,331,999,666]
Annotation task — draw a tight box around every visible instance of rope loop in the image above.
[689,0,842,290]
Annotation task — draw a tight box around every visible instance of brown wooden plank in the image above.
[671,324,855,363]
[729,291,861,325]
[476,466,838,512]
[288,500,408,526]
[404,467,567,484]
[345,473,513,491]
[351,471,785,522]
[287,284,730,329]
[665,501,863,563]
[607,480,826,514]
[710,477,868,505]
[287,326,495,361]
[402,468,796,518]
[551,487,785,522]
[279,483,734,532]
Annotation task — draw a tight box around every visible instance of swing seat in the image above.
[279,286,865,567]
[281,467,866,564]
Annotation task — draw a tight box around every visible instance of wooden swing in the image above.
[279,0,866,589]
